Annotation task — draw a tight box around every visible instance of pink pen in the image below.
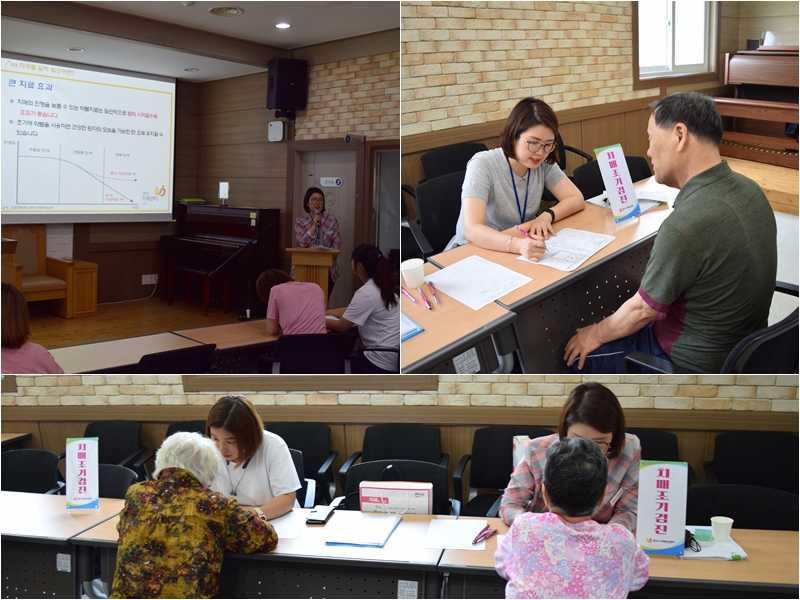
[400,287,417,303]
[515,225,536,241]
[418,287,432,310]
[428,281,439,305]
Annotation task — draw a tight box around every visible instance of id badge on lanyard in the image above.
[508,158,530,223]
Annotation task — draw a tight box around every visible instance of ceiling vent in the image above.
[208,6,244,17]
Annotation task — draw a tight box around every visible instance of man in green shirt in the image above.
[565,91,777,373]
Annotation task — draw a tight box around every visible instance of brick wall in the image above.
[3,375,797,411]
[401,1,659,136]
[295,51,400,140]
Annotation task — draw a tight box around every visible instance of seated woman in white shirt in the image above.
[206,395,301,520]
[325,244,400,374]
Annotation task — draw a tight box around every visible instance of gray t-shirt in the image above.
[454,147,566,246]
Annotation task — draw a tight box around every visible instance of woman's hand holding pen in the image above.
[511,228,547,262]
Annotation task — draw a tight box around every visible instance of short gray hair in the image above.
[153,431,219,487]
[543,436,608,517]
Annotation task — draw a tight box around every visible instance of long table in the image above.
[426,178,678,372]
[440,516,799,599]
[401,262,518,374]
[1,491,124,598]
[46,320,279,374]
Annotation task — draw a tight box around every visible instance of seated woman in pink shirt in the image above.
[255,270,326,336]
[495,436,649,599]
[1,283,64,374]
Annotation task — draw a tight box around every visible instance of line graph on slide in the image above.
[2,141,168,212]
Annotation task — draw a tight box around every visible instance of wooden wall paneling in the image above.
[91,251,125,302]
[174,177,198,199]
[199,110,272,147]
[624,108,653,167]
[440,424,479,499]
[197,143,283,179]
[328,424,348,494]
[38,421,88,456]
[176,81,200,115]
[175,113,199,148]
[196,177,288,210]
[580,113,627,160]
[201,73,268,115]
[292,29,399,66]
[175,145,198,179]
[675,430,717,485]
[122,247,163,298]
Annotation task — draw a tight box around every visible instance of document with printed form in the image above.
[518,228,615,272]
[424,255,532,310]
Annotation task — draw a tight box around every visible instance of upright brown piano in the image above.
[715,47,799,169]
[161,204,280,318]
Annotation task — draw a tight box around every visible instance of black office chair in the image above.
[289,449,316,509]
[626,428,699,486]
[266,422,338,504]
[686,484,799,530]
[541,133,595,203]
[339,424,449,494]
[98,464,139,499]
[572,155,651,200]
[136,343,216,374]
[626,282,799,374]
[135,420,208,480]
[454,426,554,517]
[401,189,423,262]
[59,420,147,481]
[350,346,400,374]
[340,459,457,515]
[405,171,465,259]
[703,431,798,495]
[1,449,64,494]
[419,142,488,182]
[259,333,358,374]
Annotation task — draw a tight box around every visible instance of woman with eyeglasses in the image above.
[499,382,640,531]
[450,97,584,261]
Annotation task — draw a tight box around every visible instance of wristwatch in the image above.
[542,208,556,223]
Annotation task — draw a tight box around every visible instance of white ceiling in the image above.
[1,1,400,82]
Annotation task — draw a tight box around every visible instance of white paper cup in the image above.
[711,516,734,541]
[400,258,425,288]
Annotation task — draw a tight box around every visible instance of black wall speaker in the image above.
[267,58,308,111]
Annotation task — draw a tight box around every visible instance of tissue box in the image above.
[359,480,432,514]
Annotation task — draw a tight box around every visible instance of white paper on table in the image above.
[268,509,306,539]
[517,228,616,272]
[585,192,608,207]
[425,519,488,550]
[681,526,749,560]
[424,255,532,310]
[636,190,669,214]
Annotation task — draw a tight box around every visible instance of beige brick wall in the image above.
[295,51,400,140]
[401,1,660,136]
[3,375,797,411]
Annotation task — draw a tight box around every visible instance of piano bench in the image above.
[167,266,229,317]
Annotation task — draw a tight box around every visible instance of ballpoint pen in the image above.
[427,281,439,305]
[418,287,432,310]
[514,225,536,241]
[400,287,417,303]
[472,524,490,544]
[475,528,498,544]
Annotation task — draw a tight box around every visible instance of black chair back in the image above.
[289,448,313,508]
[573,155,652,200]
[262,333,357,374]
[626,428,680,461]
[414,171,465,257]
[686,484,799,530]
[420,143,487,182]
[84,420,146,475]
[136,343,216,374]
[470,426,553,489]
[626,156,652,181]
[98,464,139,499]
[709,431,798,494]
[344,459,452,515]
[166,421,208,438]
[267,423,331,482]
[362,423,444,465]
[721,308,798,374]
[1,449,63,494]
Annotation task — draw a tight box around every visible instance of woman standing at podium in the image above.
[294,187,341,297]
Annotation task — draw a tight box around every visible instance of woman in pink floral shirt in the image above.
[499,382,640,531]
[294,187,341,297]
[495,436,649,598]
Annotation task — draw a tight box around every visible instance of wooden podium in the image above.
[287,248,339,307]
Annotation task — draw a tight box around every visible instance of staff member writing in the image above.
[451,97,584,260]
[500,382,640,531]
[294,186,341,297]
[206,395,300,520]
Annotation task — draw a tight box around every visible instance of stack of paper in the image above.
[682,526,749,560]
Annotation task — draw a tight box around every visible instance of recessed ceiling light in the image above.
[181,1,195,6]
[275,23,291,29]
[208,6,244,17]
[68,47,84,52]
[184,68,200,72]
